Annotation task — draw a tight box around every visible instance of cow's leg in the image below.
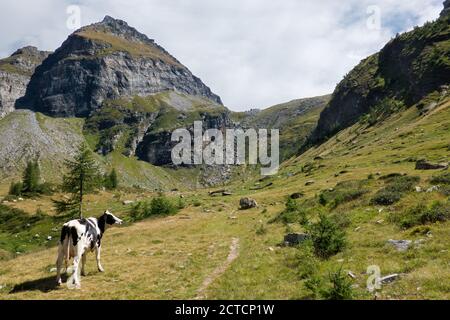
[56,244,64,285]
[95,246,104,272]
[72,246,83,288]
[81,253,87,276]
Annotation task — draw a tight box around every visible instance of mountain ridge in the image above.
[16,15,222,117]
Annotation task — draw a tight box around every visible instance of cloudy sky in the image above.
[0,0,444,110]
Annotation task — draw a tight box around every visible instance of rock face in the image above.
[136,109,232,165]
[0,46,50,118]
[307,11,450,146]
[18,16,222,117]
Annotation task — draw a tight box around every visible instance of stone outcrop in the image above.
[0,46,50,118]
[18,16,222,117]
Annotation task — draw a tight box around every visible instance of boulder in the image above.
[239,197,257,210]
[283,233,310,246]
[415,160,448,170]
[123,200,134,205]
[387,239,411,252]
[380,274,399,284]
[290,192,304,199]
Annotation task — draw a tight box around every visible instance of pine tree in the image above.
[55,142,100,218]
[22,160,40,194]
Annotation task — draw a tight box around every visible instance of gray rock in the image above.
[239,197,258,210]
[122,200,134,205]
[283,233,310,246]
[415,160,448,170]
[380,274,399,284]
[387,239,412,252]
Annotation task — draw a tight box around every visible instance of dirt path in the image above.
[195,237,240,299]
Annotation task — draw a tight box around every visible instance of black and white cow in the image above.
[56,210,123,287]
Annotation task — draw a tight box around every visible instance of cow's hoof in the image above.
[81,271,86,276]
[98,267,104,273]
[56,279,62,286]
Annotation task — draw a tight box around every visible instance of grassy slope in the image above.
[0,96,449,299]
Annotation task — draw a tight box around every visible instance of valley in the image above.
[0,2,449,300]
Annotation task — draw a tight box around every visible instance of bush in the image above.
[392,201,450,228]
[149,196,177,216]
[321,269,353,300]
[319,180,368,209]
[308,214,346,259]
[294,242,319,279]
[430,172,450,185]
[304,268,353,300]
[275,197,309,225]
[130,195,179,221]
[371,175,420,205]
[37,182,55,195]
[8,182,23,196]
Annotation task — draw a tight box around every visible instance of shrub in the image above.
[371,175,420,205]
[149,196,177,216]
[308,214,346,259]
[371,189,402,205]
[294,242,319,279]
[430,172,450,185]
[392,201,450,228]
[130,195,179,221]
[37,182,55,195]
[275,197,309,225]
[321,268,354,300]
[319,180,368,209]
[8,182,23,196]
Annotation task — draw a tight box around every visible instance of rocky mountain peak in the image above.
[17,17,222,117]
[80,15,155,45]
[0,46,50,118]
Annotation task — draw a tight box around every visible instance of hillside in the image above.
[235,95,330,161]
[0,96,449,299]
[308,7,450,146]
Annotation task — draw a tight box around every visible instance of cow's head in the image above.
[103,210,123,225]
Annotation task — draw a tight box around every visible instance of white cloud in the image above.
[0,0,444,110]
